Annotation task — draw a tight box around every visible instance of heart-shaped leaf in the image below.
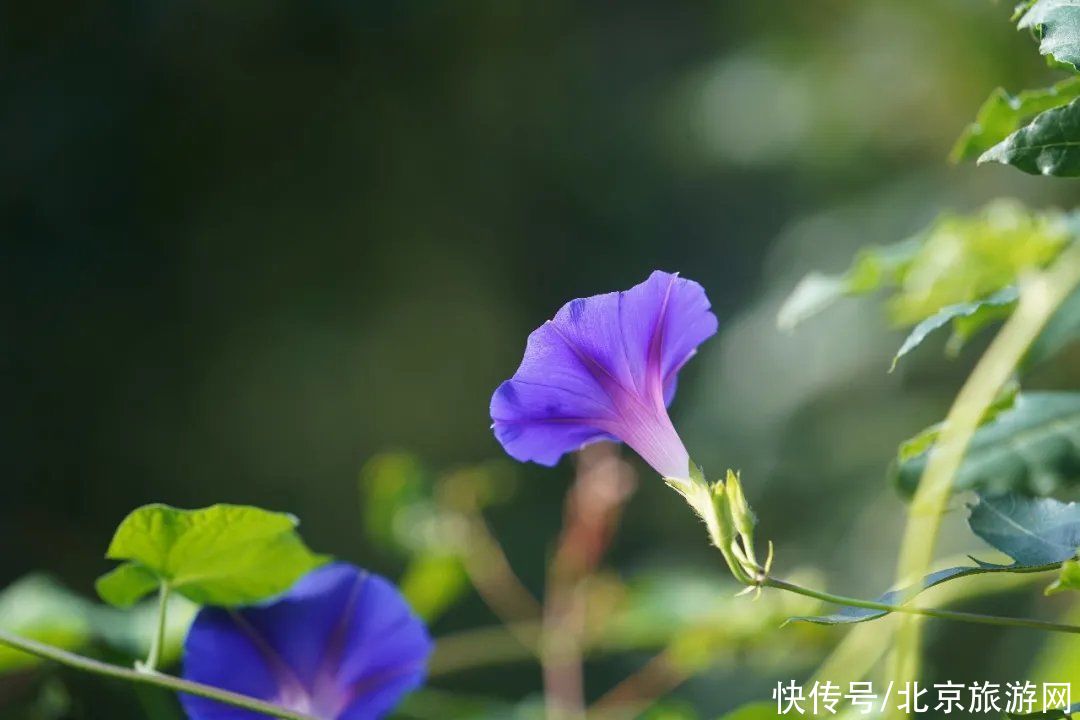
[96,504,328,608]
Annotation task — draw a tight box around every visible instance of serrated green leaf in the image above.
[980,97,1080,176]
[98,503,328,607]
[890,286,1019,371]
[887,202,1070,324]
[95,562,160,608]
[893,392,1080,497]
[0,576,92,673]
[788,493,1075,627]
[952,78,1080,163]
[779,202,1071,331]
[1018,0,1080,69]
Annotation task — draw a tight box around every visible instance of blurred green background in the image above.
[6,0,1080,717]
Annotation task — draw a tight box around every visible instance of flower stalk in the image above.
[668,462,1080,638]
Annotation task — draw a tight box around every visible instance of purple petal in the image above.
[490,271,717,479]
[181,610,281,720]
[181,564,431,720]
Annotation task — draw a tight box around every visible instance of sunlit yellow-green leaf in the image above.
[778,202,1072,340]
[98,503,327,608]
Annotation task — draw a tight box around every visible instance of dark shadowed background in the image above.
[5,1,1080,717]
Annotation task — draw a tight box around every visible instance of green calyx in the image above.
[665,465,768,587]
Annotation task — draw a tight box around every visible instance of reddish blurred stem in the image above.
[443,477,543,651]
[542,444,636,720]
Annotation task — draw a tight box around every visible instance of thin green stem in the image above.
[763,576,1080,635]
[0,628,317,720]
[141,583,171,672]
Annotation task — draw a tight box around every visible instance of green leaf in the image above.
[399,553,469,622]
[788,493,1076,627]
[890,287,1019,371]
[968,493,1080,566]
[777,240,921,330]
[1017,0,1080,69]
[886,202,1070,324]
[359,452,430,555]
[95,562,160,608]
[893,392,1080,497]
[894,380,1019,465]
[952,78,1080,163]
[0,576,92,673]
[1046,558,1080,593]
[98,503,328,607]
[980,97,1080,176]
[779,202,1071,330]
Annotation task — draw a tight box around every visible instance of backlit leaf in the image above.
[1045,558,1080,594]
[97,503,327,608]
[779,202,1071,333]
[1017,0,1080,69]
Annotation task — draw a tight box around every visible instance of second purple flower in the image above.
[490,270,718,480]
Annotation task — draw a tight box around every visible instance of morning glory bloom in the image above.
[181,563,432,720]
[491,271,718,480]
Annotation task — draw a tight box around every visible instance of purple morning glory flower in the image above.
[181,563,432,720]
[491,270,718,480]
